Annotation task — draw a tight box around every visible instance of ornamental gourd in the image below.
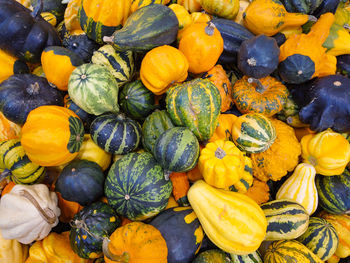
[200,0,239,20]
[0,49,29,83]
[0,112,21,142]
[130,0,170,13]
[0,184,60,244]
[188,180,267,254]
[244,179,270,205]
[140,45,189,95]
[209,114,237,142]
[177,0,202,12]
[0,230,28,263]
[20,106,85,167]
[64,0,82,33]
[301,129,350,175]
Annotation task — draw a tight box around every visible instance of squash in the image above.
[232,76,289,117]
[55,191,82,223]
[193,249,229,263]
[64,95,93,133]
[280,0,323,14]
[251,119,301,181]
[177,0,202,13]
[324,24,350,56]
[191,12,211,23]
[276,163,318,215]
[103,4,178,52]
[209,114,237,142]
[0,49,29,83]
[179,22,224,74]
[40,11,56,26]
[130,0,170,13]
[78,0,132,44]
[103,222,168,263]
[244,179,270,205]
[140,45,189,95]
[0,0,61,63]
[188,180,267,254]
[20,106,85,167]
[0,229,28,263]
[234,0,251,25]
[279,13,337,84]
[25,231,89,263]
[0,184,60,244]
[169,4,192,30]
[276,94,307,128]
[301,129,350,175]
[200,0,239,20]
[64,0,82,33]
[0,74,64,125]
[0,112,21,142]
[199,140,253,193]
[169,172,190,206]
[243,0,313,36]
[30,0,66,22]
[41,46,84,91]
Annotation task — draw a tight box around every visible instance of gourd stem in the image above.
[26,82,40,95]
[308,15,317,22]
[103,36,114,43]
[215,147,226,159]
[205,22,216,36]
[0,169,11,181]
[247,78,266,93]
[102,238,130,263]
[20,189,56,225]
[344,23,350,30]
[31,0,43,18]
[164,170,171,181]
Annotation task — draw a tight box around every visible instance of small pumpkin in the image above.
[209,113,237,142]
[200,0,239,20]
[193,249,229,263]
[0,49,29,83]
[0,112,21,142]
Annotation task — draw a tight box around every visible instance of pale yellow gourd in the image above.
[0,230,28,263]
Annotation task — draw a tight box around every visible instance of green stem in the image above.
[102,238,130,263]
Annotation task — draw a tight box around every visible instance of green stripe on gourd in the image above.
[67,116,84,153]
[230,251,263,263]
[91,45,134,84]
[43,46,84,67]
[154,127,199,173]
[68,63,120,116]
[119,80,155,120]
[297,217,339,261]
[0,139,45,184]
[166,78,221,141]
[232,113,276,153]
[261,199,309,241]
[104,152,173,221]
[316,169,350,214]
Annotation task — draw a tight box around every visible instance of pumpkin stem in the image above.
[116,113,126,121]
[344,23,350,30]
[205,22,216,36]
[247,78,266,93]
[19,189,56,225]
[31,0,43,18]
[102,237,130,263]
[26,82,40,95]
[103,36,114,43]
[215,147,226,159]
[308,15,317,22]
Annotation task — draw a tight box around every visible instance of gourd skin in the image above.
[0,229,28,263]
[0,49,29,83]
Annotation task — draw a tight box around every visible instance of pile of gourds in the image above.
[0,0,350,262]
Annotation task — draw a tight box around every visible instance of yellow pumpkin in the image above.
[200,0,239,20]
[177,0,202,12]
[21,106,85,167]
[130,0,170,13]
[209,114,237,142]
[0,112,21,142]
[169,4,193,30]
[0,49,29,83]
[187,180,267,254]
[301,129,350,176]
[0,230,28,263]
[64,0,82,33]
[75,134,112,171]
[140,45,189,95]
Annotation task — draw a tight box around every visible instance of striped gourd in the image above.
[261,199,309,241]
[104,152,173,220]
[166,78,221,141]
[119,80,155,120]
[316,169,350,214]
[276,163,318,215]
[297,217,339,261]
[154,127,200,173]
[90,113,141,155]
[230,251,263,263]
[68,63,120,115]
[64,95,93,133]
[231,113,276,153]
[41,12,57,26]
[264,240,324,263]
[142,110,175,153]
[91,45,134,85]
[0,139,45,184]
[131,0,170,12]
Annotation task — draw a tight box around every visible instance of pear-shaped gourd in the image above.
[276,163,318,215]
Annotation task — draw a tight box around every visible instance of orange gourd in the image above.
[209,114,237,142]
[0,112,21,142]
[64,0,82,33]
[244,179,270,205]
[169,172,190,206]
[177,0,202,12]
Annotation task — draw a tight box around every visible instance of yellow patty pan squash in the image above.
[188,180,267,254]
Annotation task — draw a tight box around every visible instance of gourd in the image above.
[193,249,229,263]
[103,222,168,263]
[209,114,237,142]
[0,74,64,125]
[251,119,301,181]
[0,0,61,63]
[0,184,60,244]
[130,0,170,13]
[64,95,93,133]
[30,0,66,22]
[177,0,202,12]
[280,0,323,14]
[244,179,270,205]
[0,112,21,142]
[191,12,211,23]
[232,76,289,117]
[179,22,224,74]
[243,0,313,36]
[140,45,189,95]
[300,129,350,175]
[54,191,82,223]
[278,13,337,84]
[0,229,28,263]
[64,0,82,33]
[169,172,190,206]
[0,49,29,83]
[323,24,350,56]
[41,46,84,91]
[168,4,192,30]
[20,106,85,167]
[188,180,267,254]
[200,0,239,20]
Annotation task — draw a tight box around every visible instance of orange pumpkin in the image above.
[179,22,224,74]
[20,106,85,167]
[209,114,237,142]
[140,45,189,95]
[0,112,21,142]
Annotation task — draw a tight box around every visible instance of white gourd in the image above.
[0,184,60,244]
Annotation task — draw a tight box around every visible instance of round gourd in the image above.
[0,112,21,142]
[0,74,64,125]
[91,45,134,85]
[297,217,339,261]
[238,35,280,79]
[104,152,173,221]
[119,80,155,120]
[231,113,276,153]
[20,106,85,167]
[64,95,93,133]
[0,49,29,83]
[55,159,105,206]
[41,46,84,91]
[168,3,192,31]
[69,202,120,259]
[200,0,239,20]
[90,113,141,155]
[154,127,200,173]
[141,110,175,153]
[68,63,120,116]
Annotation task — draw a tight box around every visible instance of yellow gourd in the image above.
[200,0,240,20]
[130,0,170,13]
[0,230,28,263]
[177,0,202,12]
[64,0,82,33]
